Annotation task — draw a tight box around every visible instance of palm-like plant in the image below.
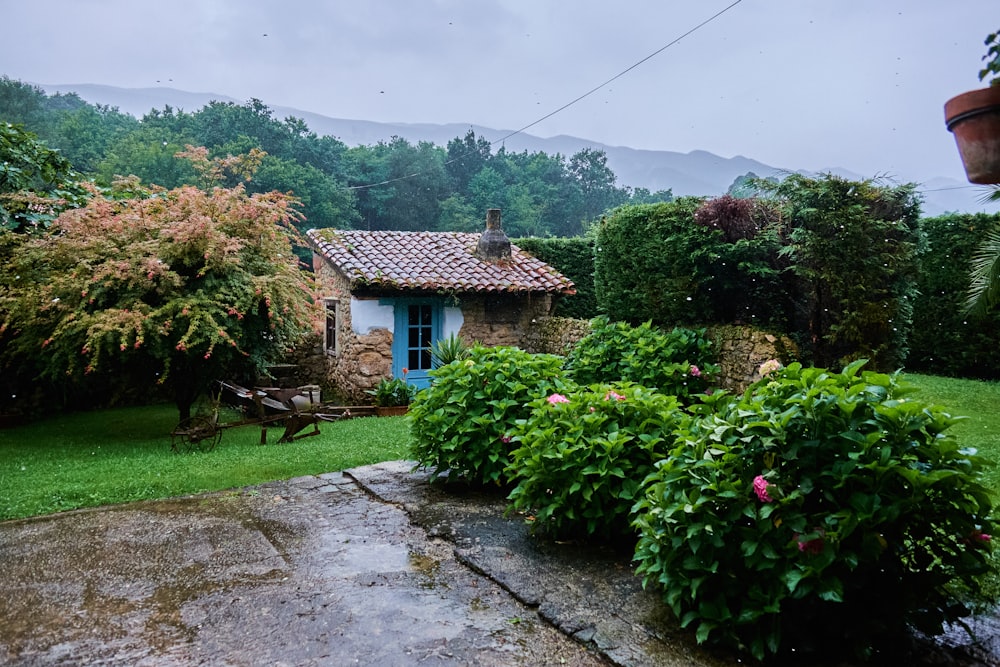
[966,186,1000,314]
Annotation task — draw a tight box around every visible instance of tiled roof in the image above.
[307,228,576,295]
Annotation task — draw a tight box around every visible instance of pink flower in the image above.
[796,530,825,555]
[604,391,625,401]
[758,359,783,377]
[500,435,511,444]
[689,365,701,377]
[752,475,773,503]
[547,393,570,405]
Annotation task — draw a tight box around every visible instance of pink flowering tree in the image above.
[0,149,316,421]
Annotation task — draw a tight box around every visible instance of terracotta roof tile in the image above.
[307,228,576,295]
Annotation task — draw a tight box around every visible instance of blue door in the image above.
[392,299,441,390]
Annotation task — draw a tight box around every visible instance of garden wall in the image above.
[527,317,797,393]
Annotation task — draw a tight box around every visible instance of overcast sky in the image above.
[2,1,997,187]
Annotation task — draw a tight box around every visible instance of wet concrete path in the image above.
[1,461,997,666]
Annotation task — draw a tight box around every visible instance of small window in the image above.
[406,304,433,371]
[324,299,339,356]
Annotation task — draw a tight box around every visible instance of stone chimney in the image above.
[475,208,511,262]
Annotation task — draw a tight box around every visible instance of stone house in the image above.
[306,209,576,402]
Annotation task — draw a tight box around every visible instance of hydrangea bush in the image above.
[409,345,568,485]
[563,316,718,402]
[506,382,684,541]
[632,360,996,660]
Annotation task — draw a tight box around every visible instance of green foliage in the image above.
[506,382,683,540]
[910,212,1000,379]
[514,236,597,319]
[594,198,788,329]
[595,199,707,324]
[980,30,1000,84]
[563,317,718,402]
[966,215,1000,317]
[0,122,89,233]
[632,361,996,660]
[769,174,923,371]
[367,375,416,407]
[0,150,316,421]
[0,80,673,239]
[409,345,568,485]
[594,176,922,370]
[429,331,470,368]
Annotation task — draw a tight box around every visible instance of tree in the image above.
[569,147,626,222]
[445,130,493,192]
[625,186,674,205]
[0,122,88,234]
[0,150,317,421]
[768,174,922,370]
[349,137,449,230]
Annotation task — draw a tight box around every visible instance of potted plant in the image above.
[945,30,1000,184]
[367,370,416,416]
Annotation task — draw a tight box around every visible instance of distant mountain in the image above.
[36,83,1000,217]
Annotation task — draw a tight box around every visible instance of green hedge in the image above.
[593,176,922,372]
[909,212,1000,380]
[515,236,597,319]
[593,198,789,330]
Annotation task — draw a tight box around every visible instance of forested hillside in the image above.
[0,77,673,238]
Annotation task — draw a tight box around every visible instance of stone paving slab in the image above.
[1,461,996,666]
[0,470,605,666]
[349,461,736,667]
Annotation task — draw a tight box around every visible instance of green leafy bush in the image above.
[506,382,683,540]
[563,317,718,402]
[366,375,416,407]
[594,199,713,325]
[632,360,995,660]
[409,345,568,485]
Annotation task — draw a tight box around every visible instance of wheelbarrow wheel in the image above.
[171,416,221,453]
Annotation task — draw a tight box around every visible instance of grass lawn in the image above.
[0,404,411,521]
[904,373,1000,496]
[1,373,998,523]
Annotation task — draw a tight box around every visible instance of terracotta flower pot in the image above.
[945,85,1000,184]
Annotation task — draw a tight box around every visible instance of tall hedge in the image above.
[595,199,712,325]
[909,212,1000,379]
[593,176,922,372]
[515,236,597,319]
[594,198,789,330]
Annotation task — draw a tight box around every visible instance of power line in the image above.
[488,0,744,148]
[347,1,745,191]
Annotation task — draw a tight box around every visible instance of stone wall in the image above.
[522,317,798,393]
[458,292,554,348]
[705,325,798,393]
[313,256,394,403]
[520,316,592,355]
